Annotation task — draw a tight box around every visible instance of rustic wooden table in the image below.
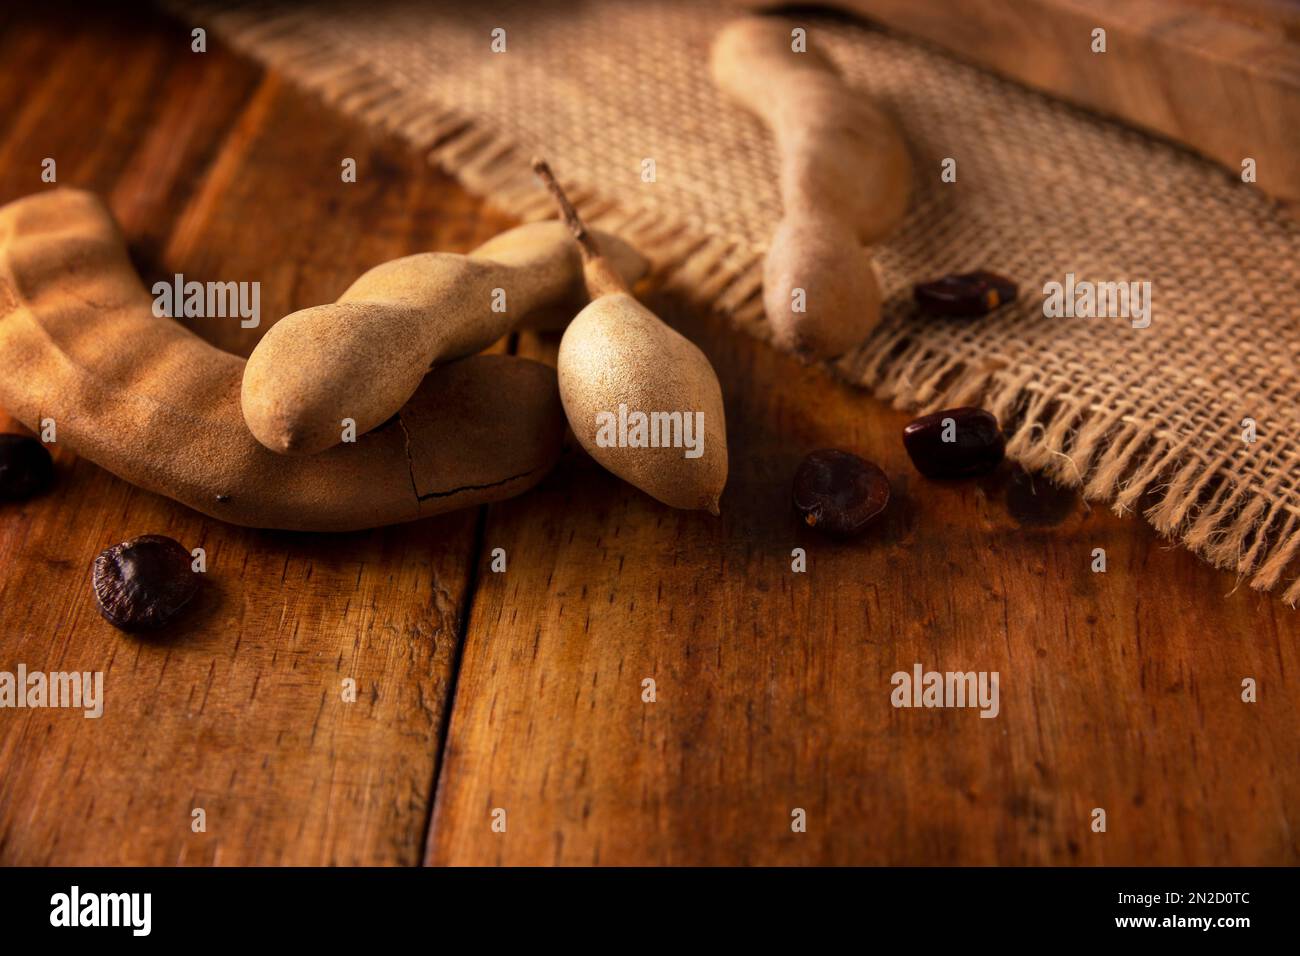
[1,5,1296,866]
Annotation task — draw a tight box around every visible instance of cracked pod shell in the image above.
[0,188,564,531]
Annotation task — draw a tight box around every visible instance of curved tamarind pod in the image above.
[533,161,728,515]
[241,219,647,456]
[0,189,564,532]
[711,16,912,360]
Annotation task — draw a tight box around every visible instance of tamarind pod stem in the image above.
[530,158,629,300]
[532,159,729,514]
[0,189,564,532]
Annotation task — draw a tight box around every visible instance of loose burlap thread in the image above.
[175,0,1300,601]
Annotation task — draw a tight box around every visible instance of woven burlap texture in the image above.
[177,0,1300,600]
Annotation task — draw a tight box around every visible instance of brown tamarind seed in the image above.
[902,407,1005,479]
[92,535,199,631]
[792,449,890,538]
[914,271,1018,316]
[0,433,54,500]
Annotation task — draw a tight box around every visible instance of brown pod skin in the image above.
[92,534,199,631]
[0,189,565,531]
[532,159,729,514]
[558,292,729,513]
[764,218,883,358]
[242,220,648,456]
[711,16,912,359]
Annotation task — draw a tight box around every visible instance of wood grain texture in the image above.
[818,0,1300,205]
[426,302,1300,866]
[0,6,514,865]
[1,4,1297,868]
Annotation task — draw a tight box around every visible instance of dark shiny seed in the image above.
[793,449,890,538]
[0,433,54,500]
[902,407,1005,479]
[92,535,199,632]
[914,271,1018,316]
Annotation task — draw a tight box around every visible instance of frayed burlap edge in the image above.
[174,1,1300,604]
[848,333,1300,603]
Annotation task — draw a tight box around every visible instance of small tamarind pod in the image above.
[532,160,728,514]
[0,189,564,532]
[241,218,647,456]
[710,16,913,360]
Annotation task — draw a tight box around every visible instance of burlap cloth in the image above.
[175,0,1300,600]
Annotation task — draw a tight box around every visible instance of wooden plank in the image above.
[821,0,1300,205]
[0,9,511,865]
[426,293,1300,865]
[5,3,1297,869]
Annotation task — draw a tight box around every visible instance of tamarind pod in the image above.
[532,160,729,515]
[558,291,729,513]
[241,219,647,456]
[710,16,912,359]
[0,188,564,532]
